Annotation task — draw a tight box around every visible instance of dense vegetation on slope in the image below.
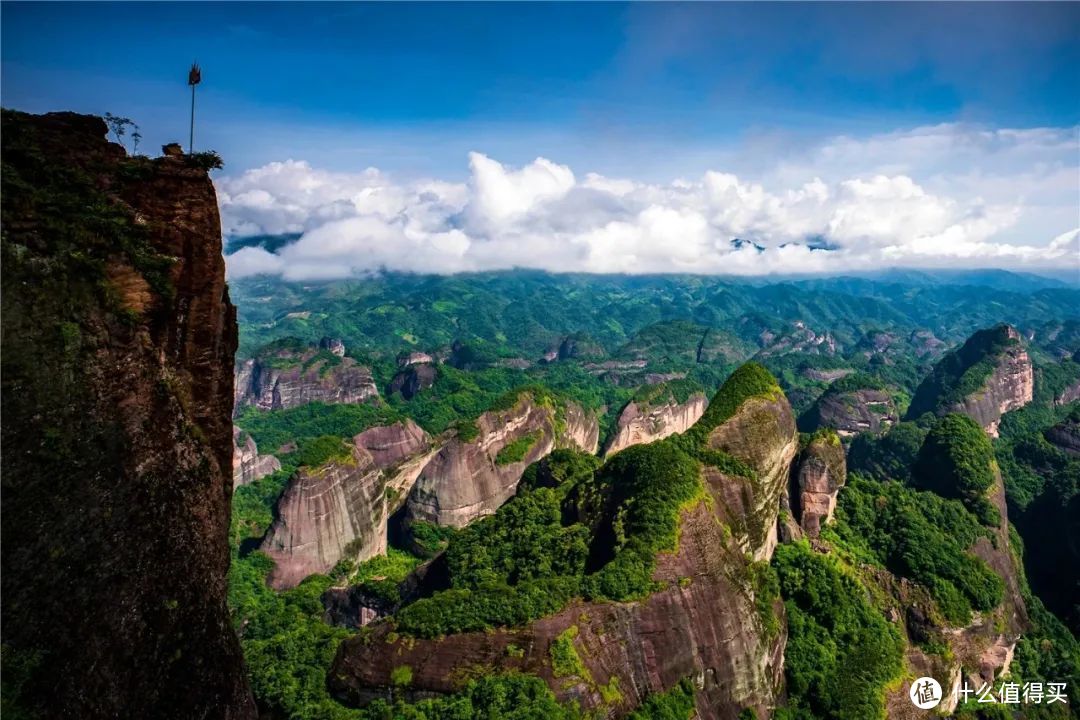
[831,475,1003,624]
[773,542,904,720]
[230,271,1079,362]
[913,413,1000,526]
[906,324,1019,419]
[395,441,704,637]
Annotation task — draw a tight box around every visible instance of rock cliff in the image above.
[603,393,708,457]
[388,362,437,399]
[791,431,846,537]
[701,385,798,561]
[261,420,435,589]
[234,340,379,412]
[800,383,896,438]
[233,425,281,487]
[330,364,795,719]
[907,325,1033,437]
[0,111,254,717]
[406,394,599,527]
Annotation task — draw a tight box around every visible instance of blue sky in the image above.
[3,2,1077,175]
[3,2,1078,277]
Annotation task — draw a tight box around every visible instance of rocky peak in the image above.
[319,336,346,357]
[907,324,1033,437]
[799,374,897,438]
[1,111,254,716]
[791,431,846,537]
[700,368,798,561]
[261,421,437,589]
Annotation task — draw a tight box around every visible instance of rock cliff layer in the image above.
[907,325,1033,438]
[603,393,708,457]
[406,394,599,527]
[0,111,254,717]
[235,342,378,412]
[262,420,435,589]
[330,365,795,719]
[233,425,282,487]
[791,431,846,537]
[801,386,896,438]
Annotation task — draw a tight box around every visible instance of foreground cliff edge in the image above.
[1,111,256,717]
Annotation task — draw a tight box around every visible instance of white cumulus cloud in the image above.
[220,124,1080,280]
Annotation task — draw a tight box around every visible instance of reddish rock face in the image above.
[236,348,379,411]
[1,111,254,717]
[950,329,1033,438]
[331,503,786,720]
[603,394,708,458]
[262,421,435,589]
[791,432,846,537]
[330,385,797,718]
[909,325,1034,438]
[406,395,598,528]
[705,394,798,561]
[807,387,897,438]
[388,362,437,399]
[233,425,281,487]
[262,448,390,589]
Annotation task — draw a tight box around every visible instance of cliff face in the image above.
[803,387,896,438]
[908,325,1033,438]
[791,432,846,537]
[332,500,786,720]
[233,425,281,487]
[406,394,599,527]
[234,343,378,412]
[704,393,798,561]
[0,111,254,717]
[603,393,708,457]
[884,465,1028,717]
[262,420,435,589]
[330,371,795,719]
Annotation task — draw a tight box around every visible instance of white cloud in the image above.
[220,124,1080,280]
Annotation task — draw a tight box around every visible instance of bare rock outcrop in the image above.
[702,387,798,562]
[330,365,796,718]
[406,394,599,527]
[800,383,897,438]
[388,362,437,399]
[791,430,846,537]
[603,393,708,457]
[235,342,379,412]
[262,420,435,589]
[907,324,1033,438]
[233,426,281,487]
[1,111,255,717]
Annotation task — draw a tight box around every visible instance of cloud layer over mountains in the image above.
[220,124,1079,280]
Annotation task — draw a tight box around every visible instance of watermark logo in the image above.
[910,677,942,709]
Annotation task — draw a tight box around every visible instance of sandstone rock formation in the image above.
[406,394,599,527]
[388,362,437,399]
[1,111,255,717]
[234,342,379,412]
[701,389,799,561]
[330,367,795,718]
[791,431,846,537]
[908,325,1033,437]
[262,420,436,589]
[603,393,708,457]
[233,425,281,487]
[801,384,897,437]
